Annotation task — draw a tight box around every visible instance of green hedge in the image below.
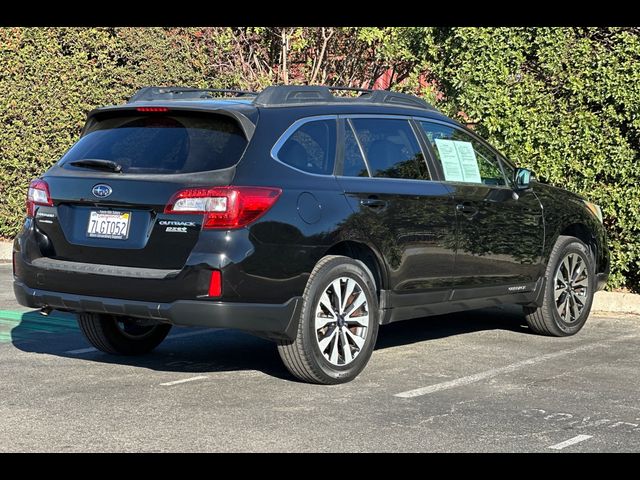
[1,27,639,291]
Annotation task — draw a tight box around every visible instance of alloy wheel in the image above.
[554,252,589,323]
[314,277,369,366]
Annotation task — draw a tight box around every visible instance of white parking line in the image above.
[65,347,97,355]
[159,375,208,386]
[395,334,638,398]
[64,328,218,355]
[548,434,593,450]
[166,328,218,340]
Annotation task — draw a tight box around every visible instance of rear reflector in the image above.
[208,270,222,297]
[164,186,282,229]
[136,107,169,112]
[26,179,53,217]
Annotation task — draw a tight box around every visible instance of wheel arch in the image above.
[555,222,599,270]
[534,185,609,278]
[323,240,388,296]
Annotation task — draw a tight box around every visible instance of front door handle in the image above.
[360,198,387,209]
[456,203,477,215]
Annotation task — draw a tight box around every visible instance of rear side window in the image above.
[350,118,429,180]
[276,119,337,175]
[60,114,247,174]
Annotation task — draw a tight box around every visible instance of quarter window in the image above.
[277,119,336,175]
[350,118,429,180]
[419,121,507,186]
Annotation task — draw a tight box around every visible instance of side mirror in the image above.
[514,168,533,190]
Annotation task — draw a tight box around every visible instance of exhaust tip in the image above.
[40,306,52,316]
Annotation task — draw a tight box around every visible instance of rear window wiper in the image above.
[68,159,123,173]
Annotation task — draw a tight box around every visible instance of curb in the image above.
[592,291,640,315]
[0,240,12,263]
[1,240,638,314]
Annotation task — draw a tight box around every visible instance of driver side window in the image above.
[420,121,507,186]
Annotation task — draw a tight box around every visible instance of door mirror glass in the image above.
[514,168,532,189]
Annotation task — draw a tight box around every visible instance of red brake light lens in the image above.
[164,186,282,229]
[136,107,169,112]
[26,179,53,217]
[208,270,222,297]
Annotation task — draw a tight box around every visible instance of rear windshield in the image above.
[60,114,248,174]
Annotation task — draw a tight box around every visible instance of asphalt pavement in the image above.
[1,263,639,452]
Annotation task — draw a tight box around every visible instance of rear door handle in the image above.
[456,203,477,214]
[360,198,387,209]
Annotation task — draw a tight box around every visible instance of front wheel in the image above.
[524,235,595,336]
[77,313,171,355]
[278,255,379,384]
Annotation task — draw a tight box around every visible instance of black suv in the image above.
[13,85,609,384]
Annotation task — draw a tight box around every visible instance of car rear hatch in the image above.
[32,106,253,270]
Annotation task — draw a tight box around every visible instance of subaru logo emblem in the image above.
[92,184,112,198]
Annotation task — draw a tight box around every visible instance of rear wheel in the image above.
[77,313,171,355]
[278,255,379,384]
[524,235,595,336]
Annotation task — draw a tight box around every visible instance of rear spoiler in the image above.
[83,103,257,141]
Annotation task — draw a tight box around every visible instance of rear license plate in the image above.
[87,210,131,240]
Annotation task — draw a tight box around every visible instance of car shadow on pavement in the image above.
[9,305,529,382]
[375,305,529,350]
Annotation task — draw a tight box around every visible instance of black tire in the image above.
[77,313,171,355]
[524,235,595,336]
[277,255,380,384]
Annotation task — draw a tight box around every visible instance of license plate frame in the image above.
[86,210,131,240]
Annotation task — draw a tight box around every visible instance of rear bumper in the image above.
[12,229,309,304]
[13,280,302,341]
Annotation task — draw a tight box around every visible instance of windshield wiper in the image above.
[69,159,123,173]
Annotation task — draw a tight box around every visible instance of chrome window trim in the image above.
[271,113,509,184]
[270,115,338,177]
[334,174,446,186]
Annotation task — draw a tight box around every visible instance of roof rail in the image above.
[327,86,374,95]
[253,85,434,110]
[128,86,258,103]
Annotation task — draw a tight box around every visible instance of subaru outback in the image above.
[13,85,609,384]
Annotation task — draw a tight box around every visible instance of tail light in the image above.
[164,186,282,229]
[26,179,53,217]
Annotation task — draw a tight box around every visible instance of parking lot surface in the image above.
[1,263,638,452]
